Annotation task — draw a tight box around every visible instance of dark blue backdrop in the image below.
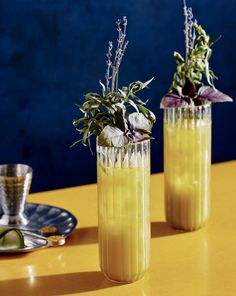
[0,0,235,192]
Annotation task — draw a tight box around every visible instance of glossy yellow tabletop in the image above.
[0,161,236,296]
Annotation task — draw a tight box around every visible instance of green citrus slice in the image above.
[0,227,25,250]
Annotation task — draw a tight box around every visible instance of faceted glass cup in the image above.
[0,164,32,225]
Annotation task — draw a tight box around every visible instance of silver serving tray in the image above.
[0,203,77,253]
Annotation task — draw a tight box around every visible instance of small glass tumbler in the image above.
[0,164,32,225]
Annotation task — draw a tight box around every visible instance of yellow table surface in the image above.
[0,161,236,296]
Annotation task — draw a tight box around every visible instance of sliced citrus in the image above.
[0,227,24,250]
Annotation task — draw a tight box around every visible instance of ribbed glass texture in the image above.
[97,140,150,283]
[164,104,211,231]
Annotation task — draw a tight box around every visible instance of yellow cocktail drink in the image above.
[164,105,211,231]
[97,141,150,282]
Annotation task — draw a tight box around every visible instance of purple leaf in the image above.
[198,86,233,103]
[126,130,150,143]
[160,93,187,108]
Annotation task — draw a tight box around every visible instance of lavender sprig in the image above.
[105,41,113,93]
[105,16,129,94]
[183,0,196,60]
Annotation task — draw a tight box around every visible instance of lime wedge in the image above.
[0,227,24,250]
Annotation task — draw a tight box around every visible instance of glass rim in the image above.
[163,102,212,111]
[0,164,33,177]
[96,138,150,149]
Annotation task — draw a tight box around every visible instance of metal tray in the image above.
[0,203,77,253]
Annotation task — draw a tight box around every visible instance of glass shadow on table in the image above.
[66,221,184,247]
[0,271,117,295]
[151,221,184,238]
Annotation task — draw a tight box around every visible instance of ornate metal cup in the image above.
[0,164,32,225]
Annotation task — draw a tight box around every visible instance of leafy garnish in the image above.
[72,17,155,149]
[73,78,155,148]
[161,0,233,108]
[97,111,153,147]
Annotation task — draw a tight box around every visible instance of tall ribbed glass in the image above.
[164,104,211,231]
[97,140,150,283]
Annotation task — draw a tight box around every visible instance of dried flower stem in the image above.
[183,0,196,61]
[105,16,129,94]
[105,41,113,93]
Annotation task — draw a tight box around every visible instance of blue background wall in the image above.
[0,0,235,192]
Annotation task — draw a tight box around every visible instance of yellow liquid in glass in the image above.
[164,112,211,231]
[97,164,150,283]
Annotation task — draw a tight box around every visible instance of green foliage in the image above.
[72,79,156,149]
[170,23,220,97]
